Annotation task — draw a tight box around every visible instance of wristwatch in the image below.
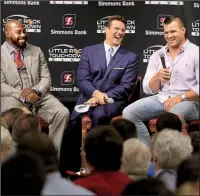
[181,94,187,101]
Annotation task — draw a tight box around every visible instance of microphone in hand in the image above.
[104,95,114,104]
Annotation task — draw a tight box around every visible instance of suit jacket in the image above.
[74,170,132,195]
[71,43,139,120]
[1,42,51,99]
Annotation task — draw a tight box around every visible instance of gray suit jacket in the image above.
[1,42,51,99]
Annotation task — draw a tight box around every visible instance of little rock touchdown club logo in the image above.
[143,45,163,63]
[3,14,41,33]
[97,16,135,34]
[48,44,82,62]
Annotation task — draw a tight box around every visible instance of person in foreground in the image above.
[123,15,199,144]
[74,125,132,195]
[70,15,139,126]
[1,19,69,153]
[17,132,94,195]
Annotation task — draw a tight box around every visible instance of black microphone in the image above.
[159,52,166,69]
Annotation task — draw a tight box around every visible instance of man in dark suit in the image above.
[71,15,139,126]
[60,15,139,173]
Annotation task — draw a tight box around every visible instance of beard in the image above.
[10,37,27,49]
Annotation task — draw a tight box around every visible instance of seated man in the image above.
[1,20,69,153]
[70,15,139,127]
[123,15,199,144]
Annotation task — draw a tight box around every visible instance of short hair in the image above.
[150,129,193,168]
[122,178,174,196]
[12,113,40,141]
[188,131,199,154]
[121,138,151,178]
[1,126,13,158]
[1,108,24,133]
[1,150,46,195]
[156,112,182,132]
[177,154,199,188]
[84,125,123,171]
[106,15,127,27]
[110,118,137,141]
[163,15,185,28]
[17,132,58,172]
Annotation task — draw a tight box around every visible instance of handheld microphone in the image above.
[104,96,114,104]
[159,52,166,69]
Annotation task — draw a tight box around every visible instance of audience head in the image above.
[1,126,13,160]
[122,178,174,196]
[17,132,58,172]
[176,154,199,188]
[188,131,199,154]
[110,118,137,141]
[105,15,126,47]
[1,108,24,133]
[121,138,151,180]
[1,150,46,195]
[4,19,27,49]
[156,112,182,132]
[150,129,193,170]
[84,125,123,171]
[12,113,40,142]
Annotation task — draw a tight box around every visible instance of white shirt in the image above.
[104,41,120,59]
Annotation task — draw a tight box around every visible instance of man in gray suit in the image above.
[1,20,69,154]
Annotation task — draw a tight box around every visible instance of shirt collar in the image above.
[104,41,120,56]
[5,41,24,55]
[164,39,190,53]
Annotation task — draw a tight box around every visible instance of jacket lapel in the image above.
[23,44,33,85]
[1,42,21,80]
[103,45,124,80]
[96,43,107,74]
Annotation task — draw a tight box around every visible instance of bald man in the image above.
[1,20,70,155]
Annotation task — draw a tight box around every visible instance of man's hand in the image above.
[93,90,106,105]
[156,68,171,82]
[164,96,182,111]
[85,97,98,107]
[25,92,40,104]
[20,88,35,98]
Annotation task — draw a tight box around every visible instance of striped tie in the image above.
[107,47,114,66]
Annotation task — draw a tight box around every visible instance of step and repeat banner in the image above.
[1,1,199,102]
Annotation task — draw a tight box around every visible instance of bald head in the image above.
[4,19,27,49]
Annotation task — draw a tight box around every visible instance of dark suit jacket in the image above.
[74,170,132,195]
[71,42,139,120]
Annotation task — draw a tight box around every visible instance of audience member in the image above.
[150,129,193,192]
[17,132,94,195]
[1,107,24,133]
[176,154,199,189]
[74,125,131,195]
[188,131,199,154]
[110,118,137,141]
[156,112,182,132]
[1,150,46,195]
[1,126,13,161]
[122,178,174,196]
[121,138,151,181]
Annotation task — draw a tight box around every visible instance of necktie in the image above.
[107,47,114,66]
[14,49,23,68]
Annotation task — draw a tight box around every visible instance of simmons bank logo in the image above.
[145,1,183,5]
[97,16,135,34]
[50,1,88,5]
[191,20,199,36]
[143,45,163,63]
[145,14,170,36]
[51,14,87,35]
[61,71,75,85]
[48,44,82,62]
[3,14,41,33]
